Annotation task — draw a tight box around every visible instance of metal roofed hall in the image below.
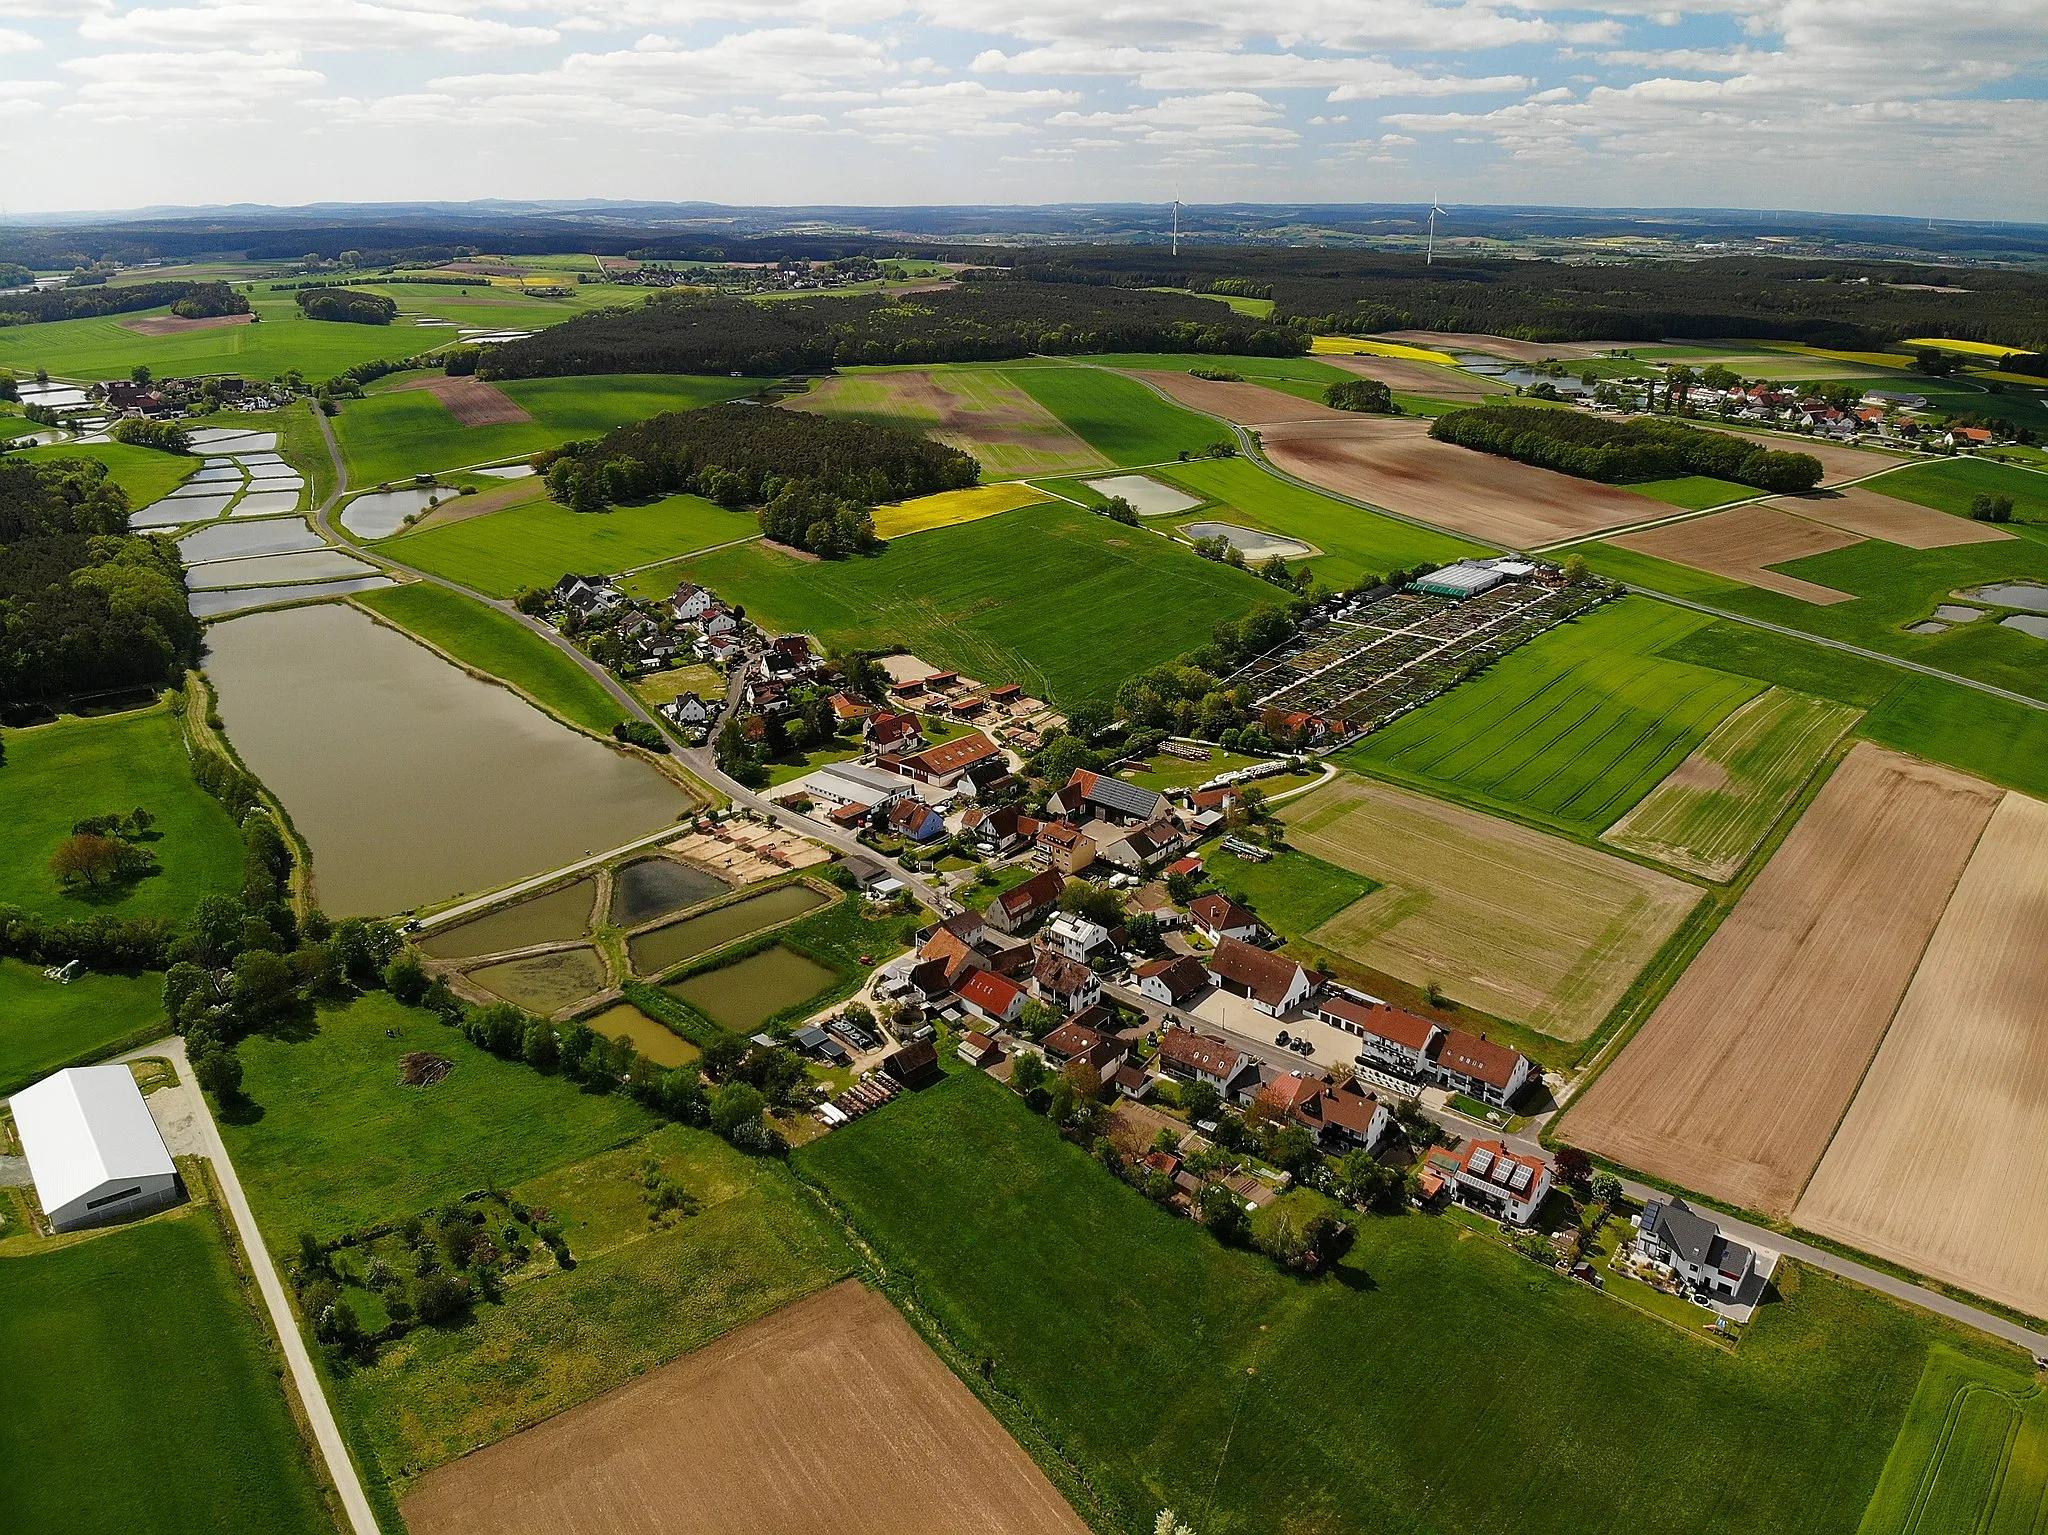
[9,1065,178,1232]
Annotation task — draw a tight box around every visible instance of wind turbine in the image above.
[1171,195,1181,257]
[1426,193,1446,264]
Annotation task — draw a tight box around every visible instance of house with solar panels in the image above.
[1634,1196,1755,1298]
[1450,1138,1552,1226]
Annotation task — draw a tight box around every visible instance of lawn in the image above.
[795,1068,1982,1535]
[763,740,862,786]
[1854,1345,2048,1535]
[0,959,166,1096]
[1626,476,1760,511]
[1860,675,2048,800]
[1150,455,1483,586]
[1657,619,1904,708]
[355,582,628,736]
[1004,364,1224,465]
[334,1122,854,1496]
[226,991,655,1243]
[0,1211,333,1535]
[0,704,248,921]
[1344,598,1763,836]
[14,440,196,507]
[655,503,1276,705]
[377,486,757,597]
[1869,457,2048,526]
[335,373,754,485]
[1121,748,1276,791]
[1198,846,1376,942]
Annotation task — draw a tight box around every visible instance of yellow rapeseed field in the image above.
[1309,336,1462,367]
[874,482,1051,539]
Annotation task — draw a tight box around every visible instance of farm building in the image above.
[1409,562,1510,599]
[9,1065,178,1232]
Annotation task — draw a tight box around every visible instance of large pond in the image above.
[1082,473,1203,517]
[611,858,732,927]
[421,878,597,959]
[627,884,830,976]
[179,519,326,564]
[663,944,839,1032]
[1960,583,2048,614]
[2002,614,2048,639]
[584,1002,700,1068]
[341,487,444,539]
[470,946,610,1013]
[203,604,687,915]
[187,550,375,589]
[188,577,394,618]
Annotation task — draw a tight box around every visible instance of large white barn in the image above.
[9,1065,178,1232]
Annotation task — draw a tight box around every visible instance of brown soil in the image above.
[1565,744,2002,1217]
[1793,791,2048,1319]
[1127,370,1344,426]
[399,1052,453,1087]
[1769,486,2016,549]
[1322,355,1509,400]
[1612,505,1863,603]
[1711,428,1906,486]
[1260,416,1669,547]
[118,312,257,336]
[395,375,534,427]
[1375,330,1637,363]
[401,1281,1092,1535]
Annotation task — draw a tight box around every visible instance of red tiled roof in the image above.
[1167,856,1203,877]
[1190,893,1258,932]
[1158,1025,1243,1080]
[1319,996,1438,1051]
[958,970,1024,1015]
[1042,1021,1107,1060]
[1436,1030,1526,1092]
[1257,1073,1324,1120]
[902,732,1000,777]
[996,868,1064,918]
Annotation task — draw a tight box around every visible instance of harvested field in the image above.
[1713,428,1905,487]
[1376,330,1633,363]
[795,369,1107,477]
[394,374,534,427]
[1793,790,2048,1321]
[1323,353,1508,400]
[400,1280,1091,1535]
[1601,688,1863,880]
[1611,505,1864,603]
[1125,369,1346,426]
[1565,744,2002,1216]
[118,311,257,336]
[1767,486,2016,550]
[1261,416,1668,547]
[1284,775,1699,1042]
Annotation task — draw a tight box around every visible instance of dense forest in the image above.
[0,280,248,329]
[481,284,1307,378]
[296,287,397,324]
[0,458,198,704]
[985,250,2048,354]
[1429,403,1825,491]
[541,403,977,555]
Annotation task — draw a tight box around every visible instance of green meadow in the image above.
[0,293,438,381]
[334,372,754,485]
[355,582,629,736]
[0,705,247,921]
[1870,457,2048,526]
[1151,454,1483,585]
[0,1213,333,1535]
[0,960,165,1096]
[1344,598,1762,836]
[14,441,195,507]
[653,502,1276,704]
[1854,1345,2048,1535]
[1626,475,1760,511]
[1198,847,1378,943]
[380,486,757,597]
[796,1068,1993,1535]
[1005,364,1224,464]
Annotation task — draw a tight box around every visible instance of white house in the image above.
[1205,937,1313,1018]
[1188,893,1263,945]
[670,581,714,621]
[1451,1139,1552,1227]
[9,1066,178,1232]
[1156,1025,1258,1098]
[1635,1197,1755,1298]
[1044,913,1110,962]
[1431,1030,1533,1109]
[662,692,711,730]
[1318,994,1442,1077]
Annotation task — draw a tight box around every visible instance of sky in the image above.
[0,0,2043,221]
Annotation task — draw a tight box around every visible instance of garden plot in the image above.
[1793,790,2048,1321]
[1283,775,1699,1042]
[1601,688,1863,880]
[1082,472,1203,516]
[1565,744,2002,1216]
[1612,505,1863,603]
[401,1281,1090,1535]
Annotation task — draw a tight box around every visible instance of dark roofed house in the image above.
[1188,893,1262,944]
[1135,954,1208,1008]
[1051,768,1171,827]
[883,1038,942,1088]
[985,868,1064,935]
[957,1030,1005,1069]
[1031,949,1102,1015]
[886,798,948,843]
[1636,1197,1755,1297]
[1156,1025,1256,1096]
[1318,995,1442,1076]
[1253,1072,1390,1152]
[1430,1030,1532,1109]
[1204,937,1314,1017]
[1040,1019,1125,1076]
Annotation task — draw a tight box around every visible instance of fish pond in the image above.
[627,884,832,976]
[202,604,686,915]
[662,945,840,1032]
[421,878,597,959]
[583,1002,700,1068]
[470,946,611,1013]
[610,857,732,927]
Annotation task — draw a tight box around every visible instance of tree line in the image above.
[1429,403,1825,492]
[478,284,1308,379]
[0,280,249,329]
[0,458,198,705]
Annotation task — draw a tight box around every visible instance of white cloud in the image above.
[974,44,1529,99]
[81,2,557,52]
[1049,90,1301,149]
[0,23,40,49]
[61,48,325,120]
[843,80,1076,143]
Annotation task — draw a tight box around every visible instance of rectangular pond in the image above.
[583,1002,700,1068]
[1083,473,1204,517]
[421,878,597,959]
[611,857,732,927]
[469,946,610,1014]
[179,519,326,564]
[186,550,376,589]
[663,944,840,1032]
[202,603,688,915]
[187,577,394,618]
[627,884,831,976]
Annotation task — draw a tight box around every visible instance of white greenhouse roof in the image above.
[9,1066,173,1215]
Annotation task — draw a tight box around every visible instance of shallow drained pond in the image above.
[1182,521,1315,560]
[1082,473,1203,517]
[662,944,839,1032]
[186,550,376,589]
[611,858,732,927]
[469,946,609,1012]
[202,604,687,915]
[187,577,393,617]
[628,884,830,976]
[583,1002,700,1068]
[421,879,597,959]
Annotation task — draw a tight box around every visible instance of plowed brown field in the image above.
[1323,354,1509,400]
[1768,486,2016,550]
[401,1281,1091,1535]
[1565,744,2002,1216]
[1128,369,1344,425]
[1794,791,2048,1320]
[1612,505,1863,603]
[1715,428,1905,486]
[118,312,258,336]
[396,375,534,426]
[1261,416,1669,547]
[1376,330,1632,363]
